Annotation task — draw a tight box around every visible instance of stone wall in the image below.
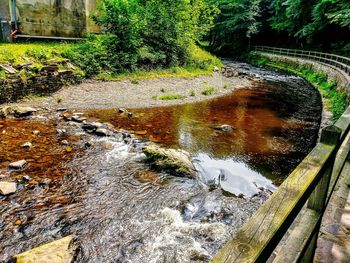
[258,53,350,96]
[0,0,100,39]
[0,64,82,105]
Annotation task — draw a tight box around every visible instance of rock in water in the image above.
[95,128,110,136]
[13,236,77,263]
[214,124,234,132]
[142,145,196,178]
[0,182,17,195]
[9,160,27,170]
[13,106,37,117]
[21,142,32,148]
[0,106,14,118]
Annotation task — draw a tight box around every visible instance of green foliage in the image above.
[202,86,216,95]
[207,0,349,52]
[25,48,51,61]
[0,69,6,79]
[66,0,218,76]
[267,0,350,45]
[324,0,350,28]
[158,94,183,100]
[208,0,262,52]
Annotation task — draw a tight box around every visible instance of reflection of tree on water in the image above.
[87,74,321,189]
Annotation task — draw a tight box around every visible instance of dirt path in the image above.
[15,71,252,110]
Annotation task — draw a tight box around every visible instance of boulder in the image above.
[0,106,36,118]
[13,236,77,263]
[0,182,17,195]
[13,106,37,117]
[142,145,196,178]
[9,160,28,170]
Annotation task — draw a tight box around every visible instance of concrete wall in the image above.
[0,0,100,39]
[0,1,10,20]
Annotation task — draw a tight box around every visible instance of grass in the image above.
[0,42,73,64]
[202,87,216,96]
[158,94,183,100]
[249,53,348,121]
[0,42,83,82]
[0,69,6,80]
[190,90,196,96]
[97,66,217,81]
[0,42,223,83]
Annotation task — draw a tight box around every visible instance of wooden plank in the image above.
[328,130,350,199]
[272,209,320,263]
[211,143,335,263]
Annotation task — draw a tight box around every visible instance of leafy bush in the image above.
[63,0,218,77]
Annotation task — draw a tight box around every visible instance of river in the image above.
[0,63,322,262]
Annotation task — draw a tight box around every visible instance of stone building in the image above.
[0,0,100,40]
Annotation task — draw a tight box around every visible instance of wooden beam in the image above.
[211,143,335,263]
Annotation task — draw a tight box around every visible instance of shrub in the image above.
[202,87,216,95]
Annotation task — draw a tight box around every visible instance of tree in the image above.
[208,0,262,53]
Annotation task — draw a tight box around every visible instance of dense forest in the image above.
[208,0,350,55]
[71,0,349,75]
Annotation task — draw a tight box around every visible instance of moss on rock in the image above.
[142,145,196,178]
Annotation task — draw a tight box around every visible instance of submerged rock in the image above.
[0,182,17,195]
[142,145,196,178]
[21,142,32,148]
[13,236,77,263]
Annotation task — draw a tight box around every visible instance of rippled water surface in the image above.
[0,64,322,262]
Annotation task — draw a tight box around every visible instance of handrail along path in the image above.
[211,47,350,263]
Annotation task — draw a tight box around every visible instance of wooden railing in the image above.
[254,46,350,75]
[212,48,350,263]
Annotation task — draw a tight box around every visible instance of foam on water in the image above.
[137,207,229,263]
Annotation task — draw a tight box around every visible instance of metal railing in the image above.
[212,47,350,263]
[254,46,350,75]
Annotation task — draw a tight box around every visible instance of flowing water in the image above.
[0,64,322,262]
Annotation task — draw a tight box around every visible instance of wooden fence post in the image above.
[302,125,341,262]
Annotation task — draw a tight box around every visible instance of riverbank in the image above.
[0,42,222,105]
[0,61,324,262]
[248,53,349,121]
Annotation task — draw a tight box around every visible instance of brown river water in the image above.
[0,64,322,262]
